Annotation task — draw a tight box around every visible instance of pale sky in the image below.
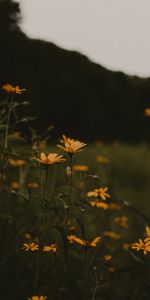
[19,0,150,77]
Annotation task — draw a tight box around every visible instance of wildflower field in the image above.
[0,85,150,300]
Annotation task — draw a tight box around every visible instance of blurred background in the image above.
[0,3,150,299]
[1,0,150,141]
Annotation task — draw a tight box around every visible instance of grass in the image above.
[76,142,150,216]
[0,85,150,300]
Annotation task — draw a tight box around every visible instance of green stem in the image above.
[50,165,56,200]
[40,168,44,207]
[4,95,13,151]
[91,269,104,300]
[19,166,25,193]
[34,251,40,291]
[69,154,73,209]
[91,282,98,300]
[81,248,89,299]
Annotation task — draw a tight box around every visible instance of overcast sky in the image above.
[19,0,150,77]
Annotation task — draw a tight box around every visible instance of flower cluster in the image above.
[131,226,150,255]
[22,243,58,253]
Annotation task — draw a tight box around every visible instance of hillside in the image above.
[0,1,150,141]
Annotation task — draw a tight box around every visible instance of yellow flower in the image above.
[0,173,7,180]
[109,203,121,211]
[73,164,89,172]
[57,135,87,154]
[89,200,109,210]
[28,296,47,300]
[122,243,131,249]
[96,156,109,164]
[113,216,129,229]
[2,83,26,94]
[90,236,102,247]
[24,233,32,240]
[33,152,66,165]
[9,159,26,167]
[108,267,115,272]
[43,244,58,253]
[39,141,47,149]
[67,235,101,248]
[145,226,150,238]
[11,181,20,189]
[104,231,121,240]
[104,254,112,261]
[87,187,110,201]
[68,226,76,231]
[144,108,150,117]
[22,242,39,251]
[132,239,145,253]
[132,227,150,255]
[27,182,40,189]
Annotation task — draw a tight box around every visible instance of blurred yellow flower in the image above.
[109,203,121,211]
[28,297,47,300]
[144,108,150,117]
[12,131,22,137]
[87,187,110,201]
[9,159,26,167]
[104,254,112,261]
[113,216,129,229]
[96,156,109,164]
[104,231,121,240]
[67,235,101,248]
[73,164,89,172]
[43,244,58,253]
[89,200,109,210]
[122,243,131,249]
[27,182,40,189]
[145,226,150,238]
[24,233,32,240]
[11,181,20,189]
[57,135,86,154]
[0,173,7,180]
[33,152,65,165]
[22,242,39,251]
[2,83,26,94]
[89,236,101,247]
[108,267,115,272]
[68,226,76,231]
[39,141,47,149]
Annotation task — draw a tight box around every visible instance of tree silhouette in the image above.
[0,0,150,142]
[0,0,21,32]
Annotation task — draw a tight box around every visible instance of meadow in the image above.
[0,84,150,300]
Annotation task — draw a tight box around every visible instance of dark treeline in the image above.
[1,0,150,142]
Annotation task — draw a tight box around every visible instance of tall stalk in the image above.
[69,153,73,209]
[4,94,13,151]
